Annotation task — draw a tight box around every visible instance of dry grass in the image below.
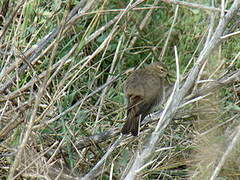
[0,0,240,179]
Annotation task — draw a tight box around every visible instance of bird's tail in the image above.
[121,115,139,136]
[121,96,142,136]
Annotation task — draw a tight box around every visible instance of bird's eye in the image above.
[157,65,165,72]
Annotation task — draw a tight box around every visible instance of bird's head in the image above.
[148,62,168,77]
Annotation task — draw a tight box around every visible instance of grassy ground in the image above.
[0,0,239,179]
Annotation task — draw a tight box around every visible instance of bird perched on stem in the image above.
[121,62,171,136]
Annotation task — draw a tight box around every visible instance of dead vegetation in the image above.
[0,0,240,179]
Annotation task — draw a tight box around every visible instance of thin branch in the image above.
[129,0,160,47]
[66,69,239,150]
[7,66,48,180]
[93,35,122,131]
[80,135,123,180]
[186,69,240,100]
[32,0,147,130]
[12,141,59,179]
[123,1,240,179]
[159,5,179,61]
[199,114,240,137]
[0,45,77,140]
[209,125,240,180]
[7,11,69,179]
[86,0,145,43]
[75,129,119,149]
[221,30,240,39]
[161,0,228,13]
[0,0,96,93]
[33,73,122,130]
[0,0,26,40]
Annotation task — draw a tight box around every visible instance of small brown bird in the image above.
[121,62,170,136]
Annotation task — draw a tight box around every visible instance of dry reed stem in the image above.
[61,68,239,151]
[7,8,68,179]
[209,125,240,180]
[161,0,229,13]
[33,74,121,130]
[0,0,26,40]
[13,141,59,179]
[93,35,123,132]
[0,0,96,94]
[123,1,240,179]
[129,0,160,47]
[0,0,239,179]
[159,5,179,61]
[31,0,147,131]
[81,135,123,180]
